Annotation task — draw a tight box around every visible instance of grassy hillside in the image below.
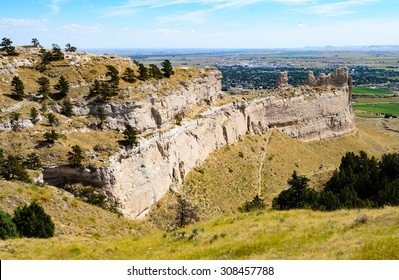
[1,117,399,259]
[1,49,399,260]
[0,49,212,169]
[1,196,398,259]
[148,117,399,229]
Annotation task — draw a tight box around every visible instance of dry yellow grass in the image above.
[1,117,399,260]
[1,196,398,259]
[149,117,399,229]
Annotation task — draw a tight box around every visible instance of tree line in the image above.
[1,37,76,57]
[272,151,399,211]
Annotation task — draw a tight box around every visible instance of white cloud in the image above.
[157,28,196,35]
[46,0,70,15]
[0,18,48,28]
[99,0,312,19]
[121,0,311,8]
[60,24,102,34]
[157,10,209,24]
[297,23,309,27]
[298,0,379,16]
[122,28,196,36]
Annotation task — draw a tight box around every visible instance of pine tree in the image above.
[89,79,102,97]
[37,77,51,99]
[24,153,42,170]
[97,106,106,129]
[9,112,21,131]
[43,130,61,144]
[123,124,139,146]
[67,145,85,167]
[0,155,30,182]
[0,38,18,56]
[54,76,69,97]
[137,64,149,81]
[149,64,163,79]
[65,43,77,52]
[0,209,18,240]
[61,99,73,117]
[31,38,40,48]
[12,202,55,238]
[10,76,25,100]
[30,107,39,124]
[46,113,59,126]
[174,196,198,228]
[106,65,119,87]
[121,67,136,83]
[51,44,64,61]
[161,60,174,78]
[272,171,318,210]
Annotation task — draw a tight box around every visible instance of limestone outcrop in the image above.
[42,67,355,219]
[275,71,290,88]
[83,69,223,133]
[306,67,351,87]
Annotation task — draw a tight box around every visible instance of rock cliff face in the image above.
[275,71,290,88]
[305,68,350,87]
[43,67,355,219]
[84,69,223,133]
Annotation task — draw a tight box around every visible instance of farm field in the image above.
[352,103,399,116]
[352,87,395,95]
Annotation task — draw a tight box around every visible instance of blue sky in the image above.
[0,0,398,49]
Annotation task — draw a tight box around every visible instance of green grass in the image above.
[1,207,399,259]
[354,97,399,104]
[1,117,399,260]
[352,87,395,95]
[149,121,399,229]
[352,103,399,116]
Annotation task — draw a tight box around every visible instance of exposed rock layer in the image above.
[44,67,355,219]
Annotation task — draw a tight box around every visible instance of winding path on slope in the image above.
[258,129,273,196]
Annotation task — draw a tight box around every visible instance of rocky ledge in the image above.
[43,67,355,218]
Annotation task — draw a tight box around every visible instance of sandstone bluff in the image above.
[44,66,355,219]
[0,49,354,218]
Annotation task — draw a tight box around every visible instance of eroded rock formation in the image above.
[306,67,352,87]
[43,67,355,219]
[275,71,290,88]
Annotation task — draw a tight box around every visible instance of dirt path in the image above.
[258,129,273,196]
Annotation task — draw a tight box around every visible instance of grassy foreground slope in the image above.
[1,200,398,259]
[0,180,153,259]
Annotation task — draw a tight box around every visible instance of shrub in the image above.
[67,145,85,167]
[175,113,183,125]
[12,202,55,238]
[354,214,368,225]
[43,130,61,144]
[0,209,18,240]
[318,191,341,211]
[0,154,31,183]
[122,124,139,146]
[63,184,112,211]
[272,171,319,210]
[24,152,42,170]
[173,196,199,228]
[239,194,265,212]
[194,167,205,174]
